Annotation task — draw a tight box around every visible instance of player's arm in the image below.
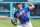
[27,2,35,10]
[11,11,17,26]
[13,12,17,26]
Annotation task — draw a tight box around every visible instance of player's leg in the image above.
[17,23,23,27]
[17,25,23,27]
[23,21,33,27]
[28,22,33,27]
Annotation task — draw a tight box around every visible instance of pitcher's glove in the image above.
[11,19,17,26]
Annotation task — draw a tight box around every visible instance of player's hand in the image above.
[13,24,17,26]
[12,9,17,11]
[27,2,32,5]
[11,19,17,26]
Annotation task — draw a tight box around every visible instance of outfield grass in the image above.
[0,20,40,27]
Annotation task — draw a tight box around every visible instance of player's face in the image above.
[17,4,23,8]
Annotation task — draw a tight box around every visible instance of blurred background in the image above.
[0,0,40,27]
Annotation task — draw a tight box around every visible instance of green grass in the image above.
[0,20,40,27]
[31,20,40,27]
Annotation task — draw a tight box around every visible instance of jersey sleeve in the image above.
[25,7,30,12]
[14,12,17,18]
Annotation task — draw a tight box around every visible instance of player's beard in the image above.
[18,6,22,9]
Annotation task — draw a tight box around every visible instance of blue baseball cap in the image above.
[16,2,22,5]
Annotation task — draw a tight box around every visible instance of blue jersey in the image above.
[14,7,30,24]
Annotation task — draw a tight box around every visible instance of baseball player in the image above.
[13,2,35,27]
